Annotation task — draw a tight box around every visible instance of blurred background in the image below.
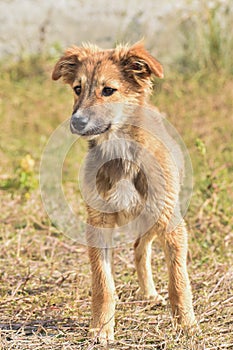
[0,0,232,348]
[1,0,233,69]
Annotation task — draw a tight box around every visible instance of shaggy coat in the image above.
[52,42,196,345]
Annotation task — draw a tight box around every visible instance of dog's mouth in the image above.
[73,123,112,136]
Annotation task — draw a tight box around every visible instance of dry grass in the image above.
[0,60,232,349]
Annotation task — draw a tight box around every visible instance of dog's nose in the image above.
[71,115,89,132]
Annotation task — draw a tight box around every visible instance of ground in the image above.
[0,61,232,349]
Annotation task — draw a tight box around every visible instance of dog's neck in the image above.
[86,125,146,213]
[88,124,141,159]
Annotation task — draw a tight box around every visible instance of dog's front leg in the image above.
[87,214,116,345]
[162,222,196,329]
[88,245,115,344]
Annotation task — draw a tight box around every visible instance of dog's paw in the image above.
[147,293,166,306]
[136,288,166,305]
[90,326,114,347]
[172,310,199,335]
[99,328,114,347]
[182,317,199,334]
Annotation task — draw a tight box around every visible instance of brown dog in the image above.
[52,42,196,345]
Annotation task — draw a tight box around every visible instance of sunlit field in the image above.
[0,50,232,349]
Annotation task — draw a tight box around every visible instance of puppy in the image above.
[52,41,196,345]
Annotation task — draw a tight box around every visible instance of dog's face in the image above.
[52,42,163,138]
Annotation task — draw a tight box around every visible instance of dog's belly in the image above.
[116,209,138,227]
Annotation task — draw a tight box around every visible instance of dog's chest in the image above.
[97,158,145,213]
[85,140,147,215]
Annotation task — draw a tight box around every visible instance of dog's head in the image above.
[52,41,163,138]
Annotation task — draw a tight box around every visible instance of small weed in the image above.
[0,154,37,198]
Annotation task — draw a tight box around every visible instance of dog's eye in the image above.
[102,87,116,97]
[74,86,82,96]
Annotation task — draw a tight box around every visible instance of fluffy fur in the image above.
[52,41,196,345]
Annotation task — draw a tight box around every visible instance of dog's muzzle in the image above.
[70,112,111,136]
[70,114,89,133]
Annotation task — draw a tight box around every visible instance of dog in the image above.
[52,41,196,345]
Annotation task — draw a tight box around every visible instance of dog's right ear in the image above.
[52,47,80,83]
[52,45,101,83]
[52,47,84,84]
[52,56,77,83]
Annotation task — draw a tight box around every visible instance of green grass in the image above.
[176,2,233,75]
[0,58,232,349]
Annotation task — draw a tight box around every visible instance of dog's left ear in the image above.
[116,41,163,83]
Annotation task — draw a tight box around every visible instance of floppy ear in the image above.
[115,41,163,85]
[52,46,86,83]
[52,44,102,83]
[52,54,78,83]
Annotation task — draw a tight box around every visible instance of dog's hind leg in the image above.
[134,232,165,304]
[87,213,117,345]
